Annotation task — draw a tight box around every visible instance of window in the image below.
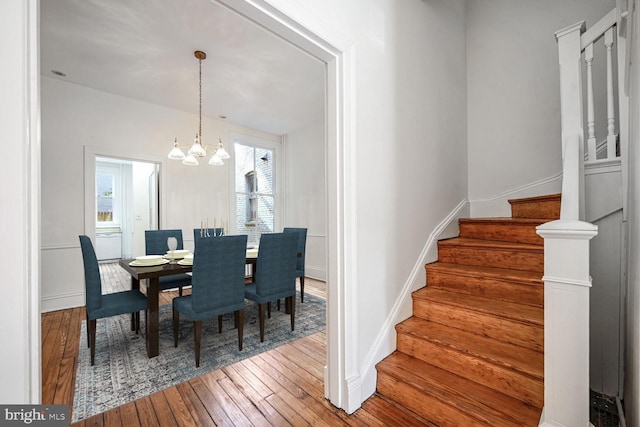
[234,143,275,245]
[96,163,121,228]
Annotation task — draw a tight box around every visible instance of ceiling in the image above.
[40,0,325,135]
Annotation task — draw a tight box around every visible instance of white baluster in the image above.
[605,27,617,158]
[585,43,596,161]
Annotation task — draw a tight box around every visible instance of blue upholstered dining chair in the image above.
[79,235,147,366]
[172,234,248,367]
[145,229,191,296]
[244,232,298,342]
[283,227,307,302]
[193,228,225,249]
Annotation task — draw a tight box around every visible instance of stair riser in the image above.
[437,245,544,273]
[376,372,499,427]
[413,300,543,352]
[510,199,561,219]
[397,333,543,407]
[459,223,544,245]
[426,267,543,307]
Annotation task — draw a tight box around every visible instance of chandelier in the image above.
[167,50,230,166]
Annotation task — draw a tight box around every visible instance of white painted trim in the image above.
[305,266,326,282]
[28,0,41,404]
[41,243,81,251]
[215,0,355,412]
[470,173,562,217]
[581,8,617,50]
[83,146,167,242]
[41,292,86,313]
[536,220,599,239]
[1,0,42,403]
[555,21,587,40]
[541,275,593,288]
[473,172,563,202]
[585,158,622,174]
[357,199,470,403]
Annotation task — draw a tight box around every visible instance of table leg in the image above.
[131,277,140,331]
[147,277,160,358]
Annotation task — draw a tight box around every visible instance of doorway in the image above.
[94,157,159,260]
[84,147,166,256]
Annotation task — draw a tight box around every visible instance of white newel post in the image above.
[555,21,586,219]
[537,221,598,427]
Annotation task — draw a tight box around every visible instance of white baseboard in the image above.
[355,199,470,404]
[305,265,326,282]
[41,291,85,313]
[470,173,562,218]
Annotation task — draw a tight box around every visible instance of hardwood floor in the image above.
[42,262,428,426]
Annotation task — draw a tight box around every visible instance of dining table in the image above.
[119,250,260,358]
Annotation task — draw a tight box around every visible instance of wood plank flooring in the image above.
[42,262,427,426]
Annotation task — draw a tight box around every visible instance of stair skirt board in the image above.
[357,199,470,403]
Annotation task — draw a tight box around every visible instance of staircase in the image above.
[376,194,561,426]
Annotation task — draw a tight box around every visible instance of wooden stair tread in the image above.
[377,352,542,426]
[426,262,543,284]
[508,193,561,204]
[509,194,561,219]
[459,217,551,225]
[413,288,543,326]
[438,237,543,251]
[397,317,543,380]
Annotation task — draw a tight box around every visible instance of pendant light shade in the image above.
[168,138,186,160]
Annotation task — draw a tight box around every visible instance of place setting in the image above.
[128,255,170,267]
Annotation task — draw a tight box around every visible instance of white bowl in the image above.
[165,249,191,259]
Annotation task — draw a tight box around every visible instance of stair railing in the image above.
[533,8,630,426]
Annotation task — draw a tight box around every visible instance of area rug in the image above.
[72,293,325,422]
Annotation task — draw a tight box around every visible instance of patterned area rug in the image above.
[72,293,325,422]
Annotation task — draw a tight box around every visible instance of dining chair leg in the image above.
[289,296,295,331]
[267,302,271,319]
[258,303,265,342]
[218,315,223,333]
[194,320,202,368]
[237,309,244,351]
[300,276,305,303]
[179,286,183,297]
[86,313,90,348]
[173,308,179,348]
[130,313,136,331]
[134,312,140,334]
[277,299,281,311]
[89,319,97,366]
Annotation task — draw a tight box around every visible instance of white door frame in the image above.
[17,0,359,411]
[216,0,360,412]
[83,146,166,244]
[6,0,41,404]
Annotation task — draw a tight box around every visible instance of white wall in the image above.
[265,0,469,404]
[466,0,615,216]
[41,76,281,311]
[284,119,326,280]
[624,0,640,423]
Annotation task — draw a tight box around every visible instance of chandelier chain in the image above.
[198,55,202,140]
